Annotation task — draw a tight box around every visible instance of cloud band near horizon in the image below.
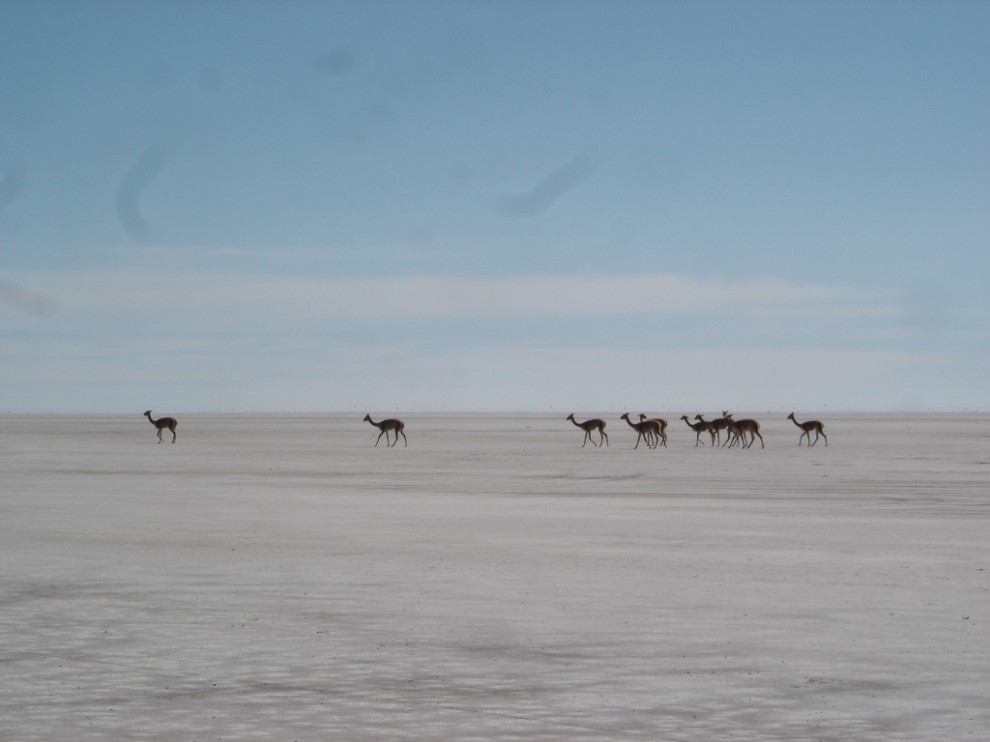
[3,268,871,325]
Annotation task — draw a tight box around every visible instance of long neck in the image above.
[623,417,638,430]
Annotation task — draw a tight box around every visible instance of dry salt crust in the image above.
[1,412,988,741]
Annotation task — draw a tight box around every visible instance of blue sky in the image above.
[2,0,988,412]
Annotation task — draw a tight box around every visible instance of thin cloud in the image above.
[1,332,974,412]
[432,346,960,412]
[29,269,860,327]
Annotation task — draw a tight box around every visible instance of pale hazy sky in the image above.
[2,1,988,412]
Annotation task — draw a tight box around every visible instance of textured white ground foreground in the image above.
[2,413,988,741]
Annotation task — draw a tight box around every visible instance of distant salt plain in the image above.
[2,412,988,740]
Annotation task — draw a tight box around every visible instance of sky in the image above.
[1,0,988,413]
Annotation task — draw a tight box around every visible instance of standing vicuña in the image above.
[697,411,731,446]
[620,413,660,449]
[787,413,827,446]
[144,410,177,443]
[680,415,711,446]
[693,414,720,446]
[566,414,608,447]
[725,414,764,449]
[363,414,407,447]
[638,414,668,448]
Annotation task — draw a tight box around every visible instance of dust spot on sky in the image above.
[146,62,171,89]
[499,155,596,218]
[116,144,170,241]
[0,278,56,316]
[899,285,948,333]
[0,161,27,211]
[198,67,223,95]
[312,50,355,77]
[406,226,436,250]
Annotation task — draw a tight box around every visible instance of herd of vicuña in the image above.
[566,411,827,449]
[142,410,826,448]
